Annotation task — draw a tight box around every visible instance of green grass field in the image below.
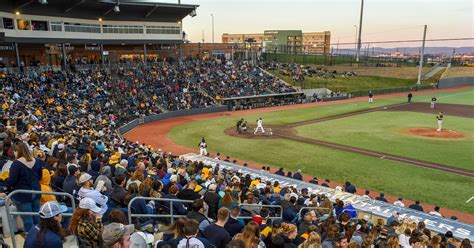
[296,111,474,169]
[168,89,474,214]
[417,88,474,105]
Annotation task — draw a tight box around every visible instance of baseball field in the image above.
[126,87,474,217]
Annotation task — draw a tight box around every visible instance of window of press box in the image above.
[31,20,48,31]
[17,19,31,30]
[2,18,14,29]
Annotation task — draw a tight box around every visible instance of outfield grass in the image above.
[168,114,474,214]
[167,89,474,214]
[296,111,474,170]
[417,88,474,105]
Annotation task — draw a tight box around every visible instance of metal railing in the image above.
[238,204,283,220]
[127,196,193,225]
[298,207,331,217]
[5,190,76,248]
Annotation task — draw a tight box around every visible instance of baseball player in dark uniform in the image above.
[368,91,374,103]
[408,92,413,103]
[436,112,443,132]
[431,96,437,108]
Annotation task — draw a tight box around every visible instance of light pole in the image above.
[356,0,364,63]
[353,25,358,57]
[211,14,214,43]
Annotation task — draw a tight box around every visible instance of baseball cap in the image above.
[79,198,102,213]
[208,183,217,191]
[78,173,92,184]
[57,143,65,150]
[39,201,68,219]
[102,222,135,246]
[130,231,154,248]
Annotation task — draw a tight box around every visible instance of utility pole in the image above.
[211,14,214,43]
[353,25,357,57]
[202,29,204,43]
[416,25,427,85]
[356,0,364,63]
[451,48,456,66]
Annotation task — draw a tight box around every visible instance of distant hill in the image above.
[337,47,474,55]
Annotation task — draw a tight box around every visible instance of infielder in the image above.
[254,117,265,134]
[431,96,437,108]
[198,137,208,155]
[436,112,443,132]
[368,91,374,103]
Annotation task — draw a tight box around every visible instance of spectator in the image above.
[40,168,57,205]
[226,240,246,248]
[224,206,245,237]
[273,223,298,248]
[70,198,104,247]
[293,169,303,181]
[344,181,356,194]
[361,190,370,199]
[298,231,321,248]
[375,193,388,203]
[298,211,317,235]
[234,221,266,248]
[165,184,188,215]
[275,167,285,176]
[220,190,239,209]
[204,207,231,248]
[51,163,68,189]
[63,165,80,196]
[160,218,186,243]
[126,170,144,190]
[322,225,339,248]
[5,142,44,233]
[77,172,108,215]
[429,206,443,217]
[166,219,213,248]
[102,222,135,248]
[393,198,405,207]
[108,209,128,225]
[309,177,318,185]
[408,201,424,212]
[177,180,201,201]
[187,199,212,234]
[204,183,220,220]
[111,173,128,205]
[94,166,113,196]
[321,180,330,187]
[24,201,68,248]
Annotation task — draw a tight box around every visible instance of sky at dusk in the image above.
[175,0,473,48]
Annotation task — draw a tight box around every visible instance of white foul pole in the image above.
[417,25,427,85]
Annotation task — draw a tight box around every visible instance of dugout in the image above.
[223,92,305,111]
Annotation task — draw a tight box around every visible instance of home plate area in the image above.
[254,127,273,135]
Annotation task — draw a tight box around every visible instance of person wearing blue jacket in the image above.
[6,142,44,233]
[24,201,68,248]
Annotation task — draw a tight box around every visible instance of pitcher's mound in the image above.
[408,128,465,139]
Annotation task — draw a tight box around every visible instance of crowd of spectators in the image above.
[0,66,471,248]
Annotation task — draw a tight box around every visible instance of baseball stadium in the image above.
[0,0,473,247]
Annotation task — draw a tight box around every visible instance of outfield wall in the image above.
[118,106,228,135]
[439,77,474,88]
[180,153,474,241]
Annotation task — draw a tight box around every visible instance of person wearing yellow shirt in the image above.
[1,102,8,110]
[40,169,56,205]
[272,181,281,194]
[250,178,260,189]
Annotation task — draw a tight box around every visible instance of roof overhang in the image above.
[1,0,198,22]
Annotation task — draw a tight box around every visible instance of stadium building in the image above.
[0,0,198,69]
[222,30,331,54]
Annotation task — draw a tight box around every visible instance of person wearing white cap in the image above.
[24,201,68,248]
[70,198,105,248]
[77,173,108,215]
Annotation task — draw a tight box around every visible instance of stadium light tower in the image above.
[353,25,358,56]
[211,14,215,43]
[356,0,364,63]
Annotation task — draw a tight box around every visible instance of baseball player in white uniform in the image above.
[431,96,437,108]
[436,112,443,132]
[254,117,265,134]
[198,138,208,155]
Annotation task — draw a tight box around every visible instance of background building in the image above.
[222,30,331,54]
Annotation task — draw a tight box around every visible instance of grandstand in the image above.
[0,1,473,248]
